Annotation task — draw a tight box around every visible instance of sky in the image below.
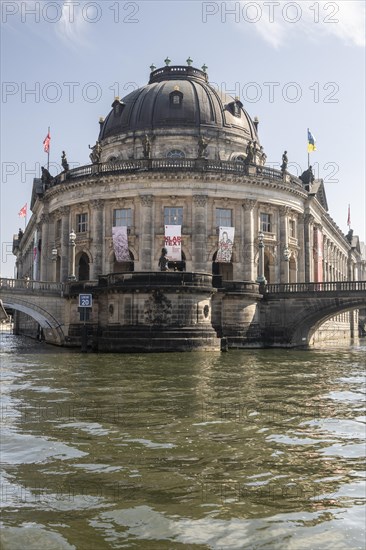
[1,0,365,277]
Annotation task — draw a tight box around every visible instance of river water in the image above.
[0,333,365,550]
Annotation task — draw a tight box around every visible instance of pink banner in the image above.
[112,226,130,262]
[165,225,181,261]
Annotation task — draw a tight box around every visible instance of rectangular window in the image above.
[289,219,296,238]
[260,213,271,233]
[164,207,183,225]
[76,213,88,233]
[216,208,232,227]
[113,208,132,228]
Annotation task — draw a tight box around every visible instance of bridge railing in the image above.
[265,281,366,293]
[0,278,64,294]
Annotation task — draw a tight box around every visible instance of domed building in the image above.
[13,62,364,351]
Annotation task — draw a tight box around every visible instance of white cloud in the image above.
[55,0,91,50]
[243,1,365,49]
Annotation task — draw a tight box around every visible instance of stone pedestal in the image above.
[74,272,221,352]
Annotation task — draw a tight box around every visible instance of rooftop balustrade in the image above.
[51,159,304,189]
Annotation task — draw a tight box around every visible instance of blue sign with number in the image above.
[79,294,92,307]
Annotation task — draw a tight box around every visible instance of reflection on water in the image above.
[1,333,365,549]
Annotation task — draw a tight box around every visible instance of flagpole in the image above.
[47,126,50,171]
[307,128,310,168]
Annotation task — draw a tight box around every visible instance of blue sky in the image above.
[1,0,365,277]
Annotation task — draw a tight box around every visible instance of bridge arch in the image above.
[289,298,366,346]
[1,298,65,346]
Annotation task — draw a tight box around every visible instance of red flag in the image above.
[347,204,351,227]
[18,203,27,217]
[43,131,51,153]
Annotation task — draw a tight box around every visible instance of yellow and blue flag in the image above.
[307,129,316,152]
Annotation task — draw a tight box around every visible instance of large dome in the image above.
[98,65,259,157]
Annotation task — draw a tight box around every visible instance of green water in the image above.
[1,334,365,549]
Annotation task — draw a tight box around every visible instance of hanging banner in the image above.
[164,225,181,261]
[112,226,130,262]
[216,226,235,263]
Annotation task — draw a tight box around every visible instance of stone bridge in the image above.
[0,279,66,345]
[1,277,365,349]
[260,281,366,347]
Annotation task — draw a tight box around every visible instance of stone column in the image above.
[279,206,290,283]
[140,195,154,270]
[347,252,354,281]
[242,199,257,281]
[59,206,70,282]
[304,213,314,282]
[323,238,328,281]
[40,213,50,281]
[297,214,305,282]
[329,243,334,281]
[47,213,57,282]
[192,195,208,272]
[90,199,104,279]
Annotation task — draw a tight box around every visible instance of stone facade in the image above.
[12,64,365,350]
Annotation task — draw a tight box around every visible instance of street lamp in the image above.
[256,231,267,285]
[69,229,76,280]
[283,244,290,284]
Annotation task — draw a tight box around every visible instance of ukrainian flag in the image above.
[307,129,316,152]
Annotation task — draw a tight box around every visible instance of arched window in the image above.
[55,256,61,283]
[264,252,271,283]
[168,251,186,272]
[78,253,90,281]
[212,251,233,281]
[167,149,185,159]
[227,99,243,118]
[289,256,297,283]
[169,90,183,107]
[235,155,246,164]
[113,250,134,273]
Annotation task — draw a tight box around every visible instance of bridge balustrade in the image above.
[265,281,366,294]
[0,278,63,294]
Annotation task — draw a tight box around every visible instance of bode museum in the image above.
[12,62,365,351]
